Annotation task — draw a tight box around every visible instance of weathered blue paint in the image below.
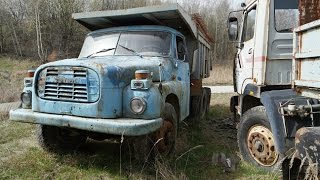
[123,84,162,119]
[10,25,192,136]
[10,108,163,136]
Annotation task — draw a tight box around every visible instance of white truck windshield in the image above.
[79,31,172,58]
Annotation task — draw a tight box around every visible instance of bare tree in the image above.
[34,0,46,62]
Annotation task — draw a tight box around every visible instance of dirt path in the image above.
[205,86,234,94]
[0,102,20,113]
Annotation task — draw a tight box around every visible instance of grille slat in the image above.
[42,67,90,102]
[44,92,58,96]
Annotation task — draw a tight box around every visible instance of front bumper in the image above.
[9,109,163,136]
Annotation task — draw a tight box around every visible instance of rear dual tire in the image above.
[190,87,211,121]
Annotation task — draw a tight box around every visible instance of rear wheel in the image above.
[37,125,87,153]
[190,88,211,121]
[237,106,279,170]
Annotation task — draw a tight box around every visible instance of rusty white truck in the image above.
[228,0,298,170]
[229,0,320,178]
[9,4,213,161]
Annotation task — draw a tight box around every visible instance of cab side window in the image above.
[176,36,186,60]
[244,6,257,41]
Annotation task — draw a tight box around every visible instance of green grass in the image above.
[0,55,278,179]
[0,56,39,72]
[0,94,280,179]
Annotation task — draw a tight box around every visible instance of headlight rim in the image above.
[130,97,147,115]
[21,91,32,107]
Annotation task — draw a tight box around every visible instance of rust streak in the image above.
[299,0,320,25]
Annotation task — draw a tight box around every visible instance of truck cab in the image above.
[228,0,299,169]
[10,4,213,159]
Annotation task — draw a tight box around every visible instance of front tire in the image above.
[127,103,178,162]
[154,102,178,157]
[237,106,279,170]
[37,125,87,153]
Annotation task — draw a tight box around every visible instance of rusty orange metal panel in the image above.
[190,79,202,96]
[299,0,320,25]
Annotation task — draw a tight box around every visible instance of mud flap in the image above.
[260,90,298,155]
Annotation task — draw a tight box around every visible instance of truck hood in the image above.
[38,56,171,87]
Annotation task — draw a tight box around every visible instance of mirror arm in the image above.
[236,42,244,49]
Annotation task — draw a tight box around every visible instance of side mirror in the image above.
[228,17,239,41]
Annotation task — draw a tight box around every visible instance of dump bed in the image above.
[72,4,212,44]
[293,1,320,98]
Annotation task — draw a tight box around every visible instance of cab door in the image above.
[174,35,190,120]
[235,4,257,94]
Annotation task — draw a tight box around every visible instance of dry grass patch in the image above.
[203,63,233,85]
[0,56,41,103]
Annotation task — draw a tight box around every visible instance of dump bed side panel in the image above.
[294,20,320,96]
[293,0,320,97]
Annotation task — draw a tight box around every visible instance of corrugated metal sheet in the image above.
[299,0,320,25]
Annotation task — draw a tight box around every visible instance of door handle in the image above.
[248,48,253,54]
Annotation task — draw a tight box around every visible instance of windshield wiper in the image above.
[118,44,143,58]
[86,48,116,58]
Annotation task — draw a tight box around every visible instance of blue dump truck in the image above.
[9,4,213,160]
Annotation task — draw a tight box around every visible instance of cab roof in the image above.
[87,25,183,36]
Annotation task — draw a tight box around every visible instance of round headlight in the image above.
[21,91,32,107]
[130,97,146,114]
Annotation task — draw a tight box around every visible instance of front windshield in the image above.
[274,0,299,32]
[79,31,172,58]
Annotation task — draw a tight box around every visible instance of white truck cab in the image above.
[228,0,299,169]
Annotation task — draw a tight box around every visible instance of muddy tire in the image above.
[198,88,211,119]
[190,88,210,121]
[127,103,177,163]
[124,135,154,165]
[37,125,87,153]
[154,102,178,157]
[190,95,201,118]
[237,106,280,170]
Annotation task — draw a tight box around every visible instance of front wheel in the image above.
[237,106,280,170]
[155,102,178,157]
[128,103,178,162]
[37,125,87,153]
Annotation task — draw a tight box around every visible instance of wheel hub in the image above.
[254,140,264,152]
[247,125,278,166]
